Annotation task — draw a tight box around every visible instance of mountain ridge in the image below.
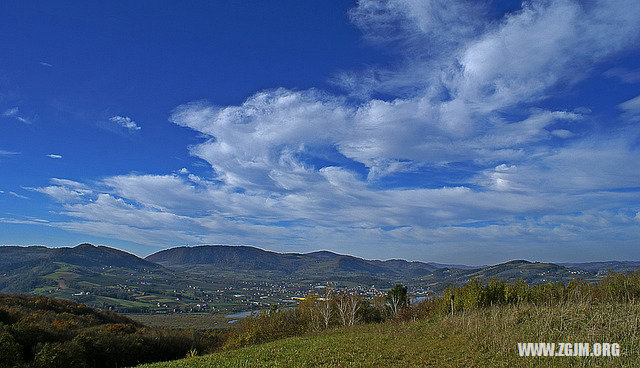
[5,243,637,269]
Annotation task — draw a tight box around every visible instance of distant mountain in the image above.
[58,243,161,269]
[421,260,595,287]
[465,260,591,282]
[147,245,300,272]
[146,245,438,281]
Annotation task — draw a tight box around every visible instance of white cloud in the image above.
[46,154,63,159]
[30,178,92,203]
[49,178,88,189]
[170,90,352,189]
[484,132,640,193]
[109,115,141,131]
[454,0,640,115]
[0,150,20,156]
[32,186,89,202]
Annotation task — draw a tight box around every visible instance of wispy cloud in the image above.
[0,150,20,156]
[618,95,640,121]
[604,67,640,84]
[0,217,48,225]
[8,191,29,199]
[46,154,63,159]
[39,61,53,67]
[0,190,29,199]
[2,107,31,124]
[110,115,141,131]
[29,178,92,203]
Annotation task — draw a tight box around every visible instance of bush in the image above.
[224,308,306,350]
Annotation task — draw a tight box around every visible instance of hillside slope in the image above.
[0,294,224,367]
[0,243,163,293]
[0,244,198,313]
[139,302,640,368]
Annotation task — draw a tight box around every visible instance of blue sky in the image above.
[1,0,639,264]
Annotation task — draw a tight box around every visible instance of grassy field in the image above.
[139,302,640,368]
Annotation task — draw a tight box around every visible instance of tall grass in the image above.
[438,301,640,367]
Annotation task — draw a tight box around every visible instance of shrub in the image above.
[224,308,306,350]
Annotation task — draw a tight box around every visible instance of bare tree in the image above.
[387,284,408,316]
[335,293,349,326]
[334,292,362,326]
[317,288,333,329]
[346,294,361,326]
[388,292,401,316]
[308,296,321,332]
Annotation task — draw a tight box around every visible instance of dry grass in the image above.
[443,301,640,367]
